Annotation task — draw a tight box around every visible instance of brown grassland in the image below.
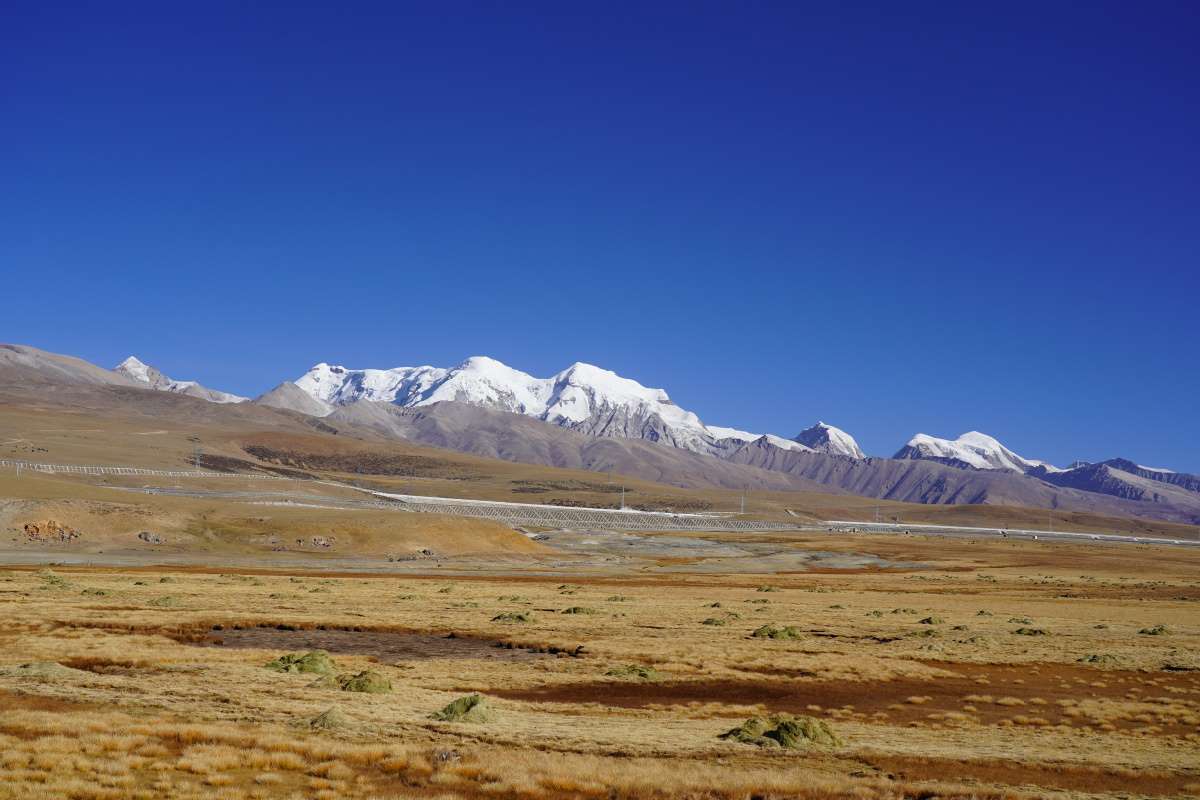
[1,533,1199,800]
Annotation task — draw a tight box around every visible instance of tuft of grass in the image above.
[337,670,391,693]
[750,624,803,641]
[560,606,598,615]
[755,586,779,593]
[701,617,727,626]
[918,616,944,625]
[1013,627,1048,636]
[492,611,534,623]
[1138,625,1169,636]
[605,664,662,681]
[1078,654,1120,665]
[719,714,841,749]
[308,707,348,730]
[265,651,337,675]
[431,693,494,722]
[147,595,181,608]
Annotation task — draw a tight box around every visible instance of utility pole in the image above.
[620,485,625,510]
[193,442,201,469]
[740,488,746,515]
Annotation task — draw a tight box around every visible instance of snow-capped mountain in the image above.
[894,431,1059,473]
[291,356,849,457]
[114,356,247,404]
[794,422,864,459]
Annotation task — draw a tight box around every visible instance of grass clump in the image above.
[265,650,337,676]
[918,616,944,625]
[1078,654,1120,665]
[337,670,391,693]
[605,664,662,681]
[492,611,533,623]
[561,606,598,615]
[1138,625,1169,636]
[1013,627,1048,636]
[702,617,727,626]
[605,595,629,602]
[308,707,348,730]
[1009,616,1033,624]
[148,595,181,608]
[750,624,803,641]
[719,714,841,749]
[756,585,779,593]
[431,693,494,723]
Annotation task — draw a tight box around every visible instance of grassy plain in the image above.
[1,534,1198,799]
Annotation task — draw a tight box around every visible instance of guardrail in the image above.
[0,459,286,480]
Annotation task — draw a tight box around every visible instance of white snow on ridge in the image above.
[1138,464,1175,474]
[900,431,1057,473]
[704,425,759,442]
[115,356,247,404]
[292,356,861,459]
[795,421,866,459]
[761,434,813,453]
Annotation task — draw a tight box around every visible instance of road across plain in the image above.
[4,458,1196,544]
[823,520,1199,548]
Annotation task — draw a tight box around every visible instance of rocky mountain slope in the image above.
[114,357,247,404]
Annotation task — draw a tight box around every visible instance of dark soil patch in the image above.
[201,627,549,664]
[0,688,98,713]
[857,753,1200,796]
[58,656,156,676]
[494,662,1200,736]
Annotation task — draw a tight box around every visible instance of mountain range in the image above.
[2,343,1197,525]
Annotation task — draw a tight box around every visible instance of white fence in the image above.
[0,459,285,480]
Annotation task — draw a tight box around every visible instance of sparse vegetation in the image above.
[719,714,841,748]
[750,624,803,640]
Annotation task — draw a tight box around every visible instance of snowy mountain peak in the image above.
[794,421,865,459]
[895,431,1056,473]
[113,356,247,404]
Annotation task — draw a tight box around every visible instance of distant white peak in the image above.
[1138,464,1175,474]
[903,431,1055,473]
[794,421,865,459]
[115,356,154,383]
[113,355,246,404]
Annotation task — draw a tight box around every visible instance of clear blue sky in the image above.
[3,2,1198,470]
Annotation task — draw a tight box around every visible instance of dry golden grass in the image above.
[1,533,1199,799]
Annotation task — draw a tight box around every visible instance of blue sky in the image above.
[3,2,1198,470]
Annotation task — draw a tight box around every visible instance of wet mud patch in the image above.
[494,663,1200,736]
[199,627,550,664]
